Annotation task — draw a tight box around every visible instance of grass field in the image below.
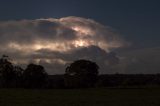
[0,88,160,106]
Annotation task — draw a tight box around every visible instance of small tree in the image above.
[64,59,99,88]
[23,63,48,88]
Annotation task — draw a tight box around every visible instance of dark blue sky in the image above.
[0,0,160,48]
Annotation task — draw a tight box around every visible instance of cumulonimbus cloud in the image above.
[0,16,127,74]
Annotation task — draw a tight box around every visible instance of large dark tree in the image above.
[64,59,99,88]
[23,64,48,88]
[0,55,23,88]
[0,55,14,87]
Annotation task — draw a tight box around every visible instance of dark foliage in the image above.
[97,74,160,87]
[23,64,48,88]
[47,75,65,89]
[0,55,160,89]
[0,55,23,88]
[64,59,99,88]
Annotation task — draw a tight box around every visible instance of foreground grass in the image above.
[0,88,160,106]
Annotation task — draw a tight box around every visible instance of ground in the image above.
[0,88,160,106]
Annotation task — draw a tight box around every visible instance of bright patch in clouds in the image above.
[0,16,127,74]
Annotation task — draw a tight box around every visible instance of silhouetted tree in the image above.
[0,55,24,87]
[13,66,24,87]
[23,64,48,88]
[64,60,99,88]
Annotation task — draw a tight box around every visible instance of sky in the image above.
[0,0,160,74]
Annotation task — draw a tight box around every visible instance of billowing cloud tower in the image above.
[0,16,126,74]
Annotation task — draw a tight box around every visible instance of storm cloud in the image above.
[0,16,127,74]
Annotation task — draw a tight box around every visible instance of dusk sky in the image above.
[0,0,160,74]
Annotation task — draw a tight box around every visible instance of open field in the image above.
[0,88,160,106]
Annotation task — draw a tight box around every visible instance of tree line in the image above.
[0,55,160,89]
[0,55,99,88]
